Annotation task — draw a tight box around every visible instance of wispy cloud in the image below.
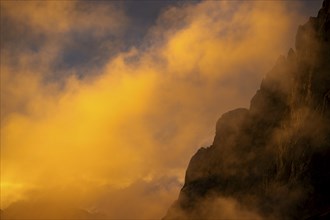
[1,0,313,218]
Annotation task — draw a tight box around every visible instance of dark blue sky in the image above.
[1,0,324,79]
[66,0,322,77]
[0,1,327,218]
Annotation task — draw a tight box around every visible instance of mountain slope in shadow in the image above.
[164,0,330,219]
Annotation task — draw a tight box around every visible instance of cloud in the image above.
[1,1,127,35]
[2,175,182,219]
[1,0,313,218]
[167,195,264,220]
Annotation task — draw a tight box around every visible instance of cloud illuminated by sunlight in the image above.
[1,0,309,218]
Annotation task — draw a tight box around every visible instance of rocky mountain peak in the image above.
[164,1,330,219]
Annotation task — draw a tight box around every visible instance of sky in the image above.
[0,0,324,219]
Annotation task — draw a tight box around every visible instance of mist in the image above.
[0,1,323,219]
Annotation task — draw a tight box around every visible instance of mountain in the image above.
[164,0,330,219]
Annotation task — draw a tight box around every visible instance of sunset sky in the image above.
[0,1,323,219]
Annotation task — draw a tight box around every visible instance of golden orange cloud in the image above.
[1,0,309,218]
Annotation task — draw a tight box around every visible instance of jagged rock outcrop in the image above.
[164,1,330,219]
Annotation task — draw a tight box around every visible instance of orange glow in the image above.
[1,0,309,218]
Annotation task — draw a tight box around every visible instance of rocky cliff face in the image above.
[164,1,330,219]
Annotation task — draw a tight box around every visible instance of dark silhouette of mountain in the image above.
[164,0,330,219]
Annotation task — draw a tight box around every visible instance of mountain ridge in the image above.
[164,0,330,219]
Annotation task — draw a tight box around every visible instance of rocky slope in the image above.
[164,0,330,219]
